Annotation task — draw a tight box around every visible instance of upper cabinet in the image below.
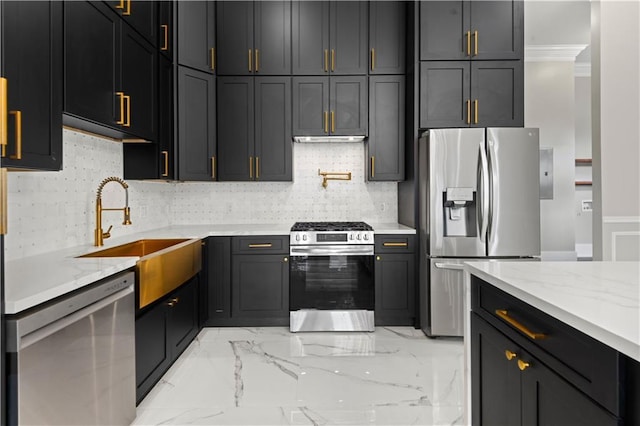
[0,1,63,171]
[216,1,291,76]
[292,1,368,75]
[420,1,524,61]
[369,1,406,75]
[177,1,215,73]
[64,1,157,141]
[108,0,158,47]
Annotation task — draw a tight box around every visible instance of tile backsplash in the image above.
[5,130,397,260]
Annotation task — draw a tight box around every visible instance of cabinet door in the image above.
[292,76,329,136]
[64,1,120,129]
[110,0,157,47]
[419,61,470,129]
[329,1,367,75]
[1,1,62,171]
[369,1,406,75]
[292,1,329,75]
[368,76,404,181]
[121,24,157,141]
[217,77,254,181]
[471,313,522,426]
[177,66,216,181]
[135,301,170,403]
[167,276,199,359]
[206,237,232,322]
[470,0,523,60]
[330,76,367,136]
[232,254,289,319]
[254,1,291,75]
[420,1,469,61]
[255,77,292,181]
[375,253,415,325]
[520,351,620,426]
[216,1,253,76]
[158,1,173,59]
[470,60,523,127]
[177,1,215,73]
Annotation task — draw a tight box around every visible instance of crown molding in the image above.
[525,44,588,62]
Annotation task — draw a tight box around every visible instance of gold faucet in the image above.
[95,177,132,246]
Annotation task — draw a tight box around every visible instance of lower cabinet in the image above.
[135,275,199,403]
[374,235,416,326]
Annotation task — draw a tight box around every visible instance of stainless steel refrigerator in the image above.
[418,128,540,337]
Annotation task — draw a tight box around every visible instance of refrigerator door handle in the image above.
[487,140,499,243]
[478,143,490,243]
[434,262,465,271]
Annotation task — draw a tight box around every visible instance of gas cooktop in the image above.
[291,221,373,232]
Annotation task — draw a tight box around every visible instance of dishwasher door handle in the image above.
[18,286,133,351]
[434,262,466,271]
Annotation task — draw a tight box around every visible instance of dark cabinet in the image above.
[64,1,157,141]
[369,1,406,75]
[292,1,367,75]
[108,0,158,47]
[367,76,405,181]
[177,66,216,181]
[205,237,232,322]
[0,1,62,171]
[420,1,523,61]
[217,1,291,76]
[419,60,523,128]
[292,76,367,136]
[374,235,416,326]
[135,275,199,403]
[217,76,291,181]
[177,1,215,73]
[158,1,173,59]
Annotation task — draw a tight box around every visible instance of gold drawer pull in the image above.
[383,242,408,247]
[161,24,169,51]
[249,243,272,248]
[0,78,7,157]
[495,309,546,340]
[161,151,169,177]
[517,359,530,371]
[167,297,180,307]
[505,350,517,361]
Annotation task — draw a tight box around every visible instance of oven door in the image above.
[289,245,374,310]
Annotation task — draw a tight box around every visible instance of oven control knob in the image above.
[303,234,307,241]
[364,234,369,241]
[349,234,354,240]
[356,234,361,240]
[296,235,300,241]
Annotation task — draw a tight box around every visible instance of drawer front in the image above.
[375,235,415,253]
[472,276,623,416]
[232,236,289,254]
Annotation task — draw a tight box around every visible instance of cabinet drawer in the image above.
[232,236,289,254]
[375,235,415,253]
[472,277,623,416]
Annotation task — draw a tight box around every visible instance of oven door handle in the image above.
[290,245,374,257]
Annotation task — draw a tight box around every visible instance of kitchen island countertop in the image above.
[5,223,415,314]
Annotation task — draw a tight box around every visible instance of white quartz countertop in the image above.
[5,222,415,314]
[465,261,640,362]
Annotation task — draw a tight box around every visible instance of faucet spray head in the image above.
[123,207,132,225]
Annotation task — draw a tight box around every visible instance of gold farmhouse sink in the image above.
[78,238,202,309]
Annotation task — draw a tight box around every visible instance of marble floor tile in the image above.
[133,327,463,426]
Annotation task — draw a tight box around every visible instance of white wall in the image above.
[574,75,593,257]
[591,0,640,261]
[525,60,577,259]
[5,129,397,261]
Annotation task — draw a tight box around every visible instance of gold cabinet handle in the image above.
[517,359,530,371]
[248,49,253,72]
[124,94,131,127]
[255,49,260,72]
[115,0,125,11]
[371,48,375,71]
[283,257,288,262]
[116,92,125,125]
[324,49,328,72]
[331,110,335,133]
[474,99,478,124]
[116,0,131,16]
[474,30,478,56]
[466,31,471,56]
[505,350,517,361]
[324,111,329,133]
[161,151,169,177]
[8,111,21,160]
[249,156,254,179]
[466,100,471,125]
[495,310,546,340]
[255,156,260,179]
[371,156,375,178]
[161,24,169,51]
[376,255,381,261]
[211,156,216,179]
[383,242,408,247]
[249,243,272,248]
[0,78,7,157]
[167,297,180,307]
[331,49,335,71]
[211,48,216,71]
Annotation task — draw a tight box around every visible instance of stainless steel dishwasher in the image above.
[6,271,136,425]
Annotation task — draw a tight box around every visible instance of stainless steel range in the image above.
[289,222,375,332]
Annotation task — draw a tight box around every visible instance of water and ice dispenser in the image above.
[442,187,477,237]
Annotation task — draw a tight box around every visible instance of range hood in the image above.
[293,135,366,143]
